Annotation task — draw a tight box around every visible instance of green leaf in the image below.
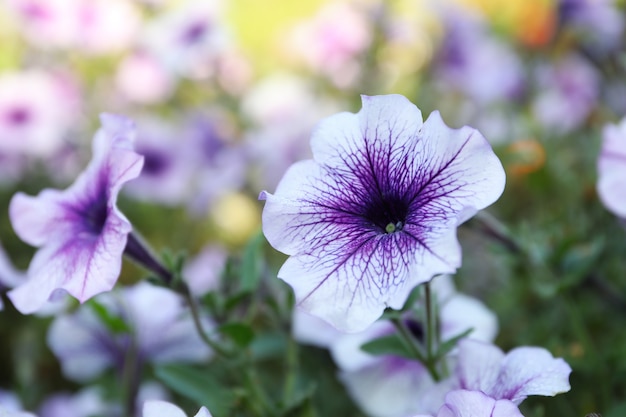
[241,232,265,292]
[360,334,413,359]
[435,328,474,360]
[219,322,255,348]
[88,300,130,334]
[154,364,237,417]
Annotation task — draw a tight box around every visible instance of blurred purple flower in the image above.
[123,118,193,206]
[532,54,599,134]
[260,94,505,332]
[7,114,144,314]
[434,10,524,105]
[597,118,626,218]
[143,401,211,417]
[0,70,79,157]
[115,53,176,104]
[140,0,228,79]
[559,0,624,53]
[183,113,247,215]
[47,282,212,382]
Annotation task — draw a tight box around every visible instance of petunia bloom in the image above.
[260,94,505,332]
[597,117,626,218]
[8,114,144,314]
[142,401,212,417]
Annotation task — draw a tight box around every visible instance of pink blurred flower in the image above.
[115,53,177,104]
[5,0,140,54]
[0,70,79,157]
[285,2,371,87]
[7,115,143,314]
[597,118,626,218]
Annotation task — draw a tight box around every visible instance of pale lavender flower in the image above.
[183,244,228,296]
[7,114,144,314]
[47,282,212,382]
[115,53,176,104]
[531,54,599,134]
[559,0,624,53]
[142,401,211,417]
[412,390,524,417]
[454,339,572,404]
[597,118,626,218]
[433,10,524,105]
[0,405,37,417]
[260,94,505,332]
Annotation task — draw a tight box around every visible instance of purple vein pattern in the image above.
[260,95,506,332]
[8,114,144,314]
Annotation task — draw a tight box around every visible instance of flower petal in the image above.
[9,190,69,247]
[491,346,572,403]
[597,119,626,218]
[310,94,423,170]
[438,390,523,417]
[8,211,130,313]
[456,340,504,393]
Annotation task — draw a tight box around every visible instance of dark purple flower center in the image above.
[139,148,170,176]
[180,20,208,45]
[5,106,31,126]
[362,193,409,234]
[83,196,108,235]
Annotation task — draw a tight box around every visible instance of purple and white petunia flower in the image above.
[454,339,572,404]
[47,282,212,382]
[260,94,506,332]
[142,401,212,417]
[7,114,144,314]
[597,117,626,219]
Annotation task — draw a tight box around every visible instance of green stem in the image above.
[391,317,440,381]
[282,332,298,407]
[183,287,234,358]
[121,331,140,417]
[244,361,276,417]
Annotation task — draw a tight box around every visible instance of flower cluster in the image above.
[0,0,624,416]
